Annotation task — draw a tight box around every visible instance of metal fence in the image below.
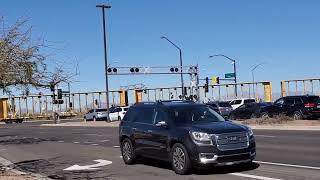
[281,78,320,97]
[6,81,272,118]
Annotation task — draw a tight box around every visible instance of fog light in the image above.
[199,153,218,164]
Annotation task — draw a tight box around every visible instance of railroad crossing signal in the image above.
[212,76,220,84]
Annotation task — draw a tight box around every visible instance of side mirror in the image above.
[156,121,168,128]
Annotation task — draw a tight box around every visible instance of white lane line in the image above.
[73,142,80,144]
[113,146,120,148]
[84,141,93,144]
[91,144,99,146]
[230,173,282,180]
[254,161,320,170]
[57,140,64,143]
[255,135,276,138]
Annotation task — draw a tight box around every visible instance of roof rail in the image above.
[157,100,195,104]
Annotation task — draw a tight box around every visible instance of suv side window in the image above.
[154,108,168,124]
[133,107,154,124]
[122,108,136,122]
[294,98,303,104]
[274,98,284,106]
[285,98,294,105]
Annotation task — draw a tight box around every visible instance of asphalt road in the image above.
[0,123,319,180]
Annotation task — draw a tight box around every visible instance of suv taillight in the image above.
[304,103,315,108]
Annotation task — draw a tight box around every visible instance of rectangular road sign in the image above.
[225,73,235,78]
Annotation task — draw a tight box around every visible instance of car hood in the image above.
[189,121,248,134]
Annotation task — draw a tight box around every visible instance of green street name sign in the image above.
[225,73,235,78]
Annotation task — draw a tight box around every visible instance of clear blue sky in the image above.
[2,0,320,94]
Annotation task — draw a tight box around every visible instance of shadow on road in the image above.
[134,157,260,175]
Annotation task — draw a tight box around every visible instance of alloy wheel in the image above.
[122,141,132,162]
[172,147,185,171]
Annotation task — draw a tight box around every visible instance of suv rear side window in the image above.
[244,99,255,103]
[294,98,303,104]
[303,96,320,104]
[133,107,154,124]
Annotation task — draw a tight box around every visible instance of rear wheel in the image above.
[261,112,270,120]
[118,116,121,121]
[171,143,191,175]
[121,138,136,165]
[93,116,96,121]
[293,111,303,120]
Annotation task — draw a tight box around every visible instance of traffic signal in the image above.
[57,89,63,99]
[170,67,179,73]
[204,77,209,93]
[212,76,220,84]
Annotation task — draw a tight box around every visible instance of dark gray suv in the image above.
[119,101,256,174]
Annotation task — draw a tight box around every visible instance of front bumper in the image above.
[185,136,256,166]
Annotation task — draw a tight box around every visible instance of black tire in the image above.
[250,113,257,119]
[261,112,270,120]
[121,138,136,165]
[118,116,121,121]
[171,143,192,175]
[293,111,303,120]
[93,116,96,121]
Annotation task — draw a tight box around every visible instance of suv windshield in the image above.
[170,105,225,124]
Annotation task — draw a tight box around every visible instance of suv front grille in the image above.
[214,132,249,151]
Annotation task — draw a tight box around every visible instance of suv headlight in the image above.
[190,131,212,145]
[248,127,254,137]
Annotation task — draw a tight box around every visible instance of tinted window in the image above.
[244,99,255,103]
[123,108,128,111]
[133,107,154,124]
[303,96,320,103]
[96,109,107,112]
[154,108,168,124]
[294,98,303,104]
[218,102,232,107]
[275,98,284,105]
[122,108,137,122]
[208,104,217,108]
[285,98,294,105]
[234,100,242,105]
[170,105,224,125]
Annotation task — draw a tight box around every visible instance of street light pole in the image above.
[251,62,267,99]
[161,36,185,99]
[209,54,238,97]
[96,4,111,122]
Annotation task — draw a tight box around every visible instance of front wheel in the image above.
[121,139,136,165]
[171,143,192,175]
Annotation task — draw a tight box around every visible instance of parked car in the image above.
[229,102,272,120]
[260,95,320,120]
[206,101,233,117]
[230,98,256,110]
[119,100,256,175]
[84,108,109,121]
[84,107,128,121]
[109,106,128,121]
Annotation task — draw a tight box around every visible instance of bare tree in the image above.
[0,16,75,94]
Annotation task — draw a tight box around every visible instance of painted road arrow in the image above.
[64,159,112,171]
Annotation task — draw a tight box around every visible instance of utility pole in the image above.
[209,54,238,97]
[96,4,111,122]
[161,36,185,99]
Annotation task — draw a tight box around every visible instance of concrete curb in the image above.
[0,156,51,180]
[250,125,320,131]
[41,121,120,127]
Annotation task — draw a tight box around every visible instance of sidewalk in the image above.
[41,121,120,127]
